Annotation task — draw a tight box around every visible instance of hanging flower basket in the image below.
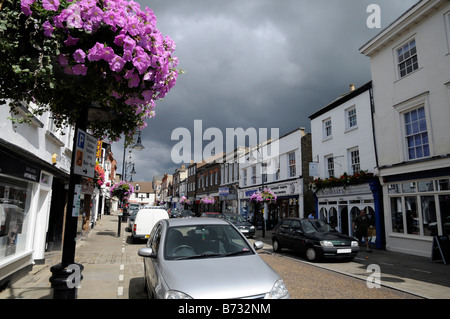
[94,163,105,187]
[179,196,190,205]
[200,196,214,204]
[0,0,181,146]
[250,188,277,203]
[110,181,134,202]
[309,170,375,193]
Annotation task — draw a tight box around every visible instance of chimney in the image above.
[349,84,355,92]
[300,127,306,137]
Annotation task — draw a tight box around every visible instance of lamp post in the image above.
[248,146,267,238]
[117,132,144,237]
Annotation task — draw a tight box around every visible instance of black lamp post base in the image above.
[49,263,84,299]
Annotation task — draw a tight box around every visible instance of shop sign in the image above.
[0,151,41,182]
[219,187,229,196]
[270,181,299,196]
[74,128,97,178]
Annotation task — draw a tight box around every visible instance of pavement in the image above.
[0,212,449,299]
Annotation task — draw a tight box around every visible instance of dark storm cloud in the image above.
[112,0,418,182]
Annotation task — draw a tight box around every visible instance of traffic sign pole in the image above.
[50,107,88,299]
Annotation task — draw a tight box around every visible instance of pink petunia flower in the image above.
[64,34,79,46]
[42,20,54,37]
[73,49,86,63]
[109,55,126,72]
[42,0,59,11]
[72,64,88,76]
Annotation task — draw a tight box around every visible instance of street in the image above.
[112,217,419,299]
[0,214,430,299]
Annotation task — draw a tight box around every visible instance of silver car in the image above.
[138,218,289,299]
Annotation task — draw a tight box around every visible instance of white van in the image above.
[132,208,169,243]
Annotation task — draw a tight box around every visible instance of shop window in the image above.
[405,196,419,235]
[421,196,437,236]
[418,180,434,192]
[391,197,403,233]
[437,179,450,191]
[0,176,32,260]
[439,195,450,236]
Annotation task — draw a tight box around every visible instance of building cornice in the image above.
[360,0,447,57]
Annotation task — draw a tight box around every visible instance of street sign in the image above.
[73,128,97,178]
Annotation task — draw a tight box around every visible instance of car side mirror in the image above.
[253,241,264,251]
[138,247,156,259]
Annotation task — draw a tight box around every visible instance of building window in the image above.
[445,12,450,53]
[397,38,418,78]
[404,107,429,160]
[243,168,247,187]
[323,118,332,139]
[288,152,296,178]
[346,107,357,130]
[349,148,360,174]
[326,156,334,178]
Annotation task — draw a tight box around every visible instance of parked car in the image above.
[200,212,222,218]
[138,218,289,299]
[168,208,181,218]
[272,218,359,262]
[132,208,169,243]
[180,210,195,218]
[127,210,139,232]
[221,213,255,238]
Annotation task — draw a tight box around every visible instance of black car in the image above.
[272,218,359,262]
[221,213,256,238]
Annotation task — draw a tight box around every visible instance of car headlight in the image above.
[250,225,255,230]
[320,240,334,247]
[164,290,193,299]
[351,241,359,247]
[267,279,289,299]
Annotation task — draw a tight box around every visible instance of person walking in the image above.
[353,209,372,252]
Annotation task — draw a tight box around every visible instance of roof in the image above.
[308,81,372,120]
[130,181,154,193]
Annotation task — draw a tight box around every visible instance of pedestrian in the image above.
[308,212,315,219]
[353,209,372,252]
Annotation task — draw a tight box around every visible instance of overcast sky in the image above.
[112,0,418,183]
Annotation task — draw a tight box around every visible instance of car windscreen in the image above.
[164,224,253,260]
[301,219,334,233]
[224,214,245,223]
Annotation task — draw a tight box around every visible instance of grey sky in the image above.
[112,0,418,182]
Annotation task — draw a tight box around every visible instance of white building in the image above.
[360,0,450,257]
[0,101,73,283]
[309,82,383,249]
[238,128,313,228]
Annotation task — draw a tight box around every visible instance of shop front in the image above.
[383,169,450,257]
[239,179,302,229]
[314,179,383,249]
[0,149,47,282]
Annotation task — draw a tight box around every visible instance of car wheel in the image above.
[305,246,319,262]
[273,238,281,252]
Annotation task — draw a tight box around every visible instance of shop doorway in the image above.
[339,206,349,235]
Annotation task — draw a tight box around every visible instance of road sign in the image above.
[73,128,97,178]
